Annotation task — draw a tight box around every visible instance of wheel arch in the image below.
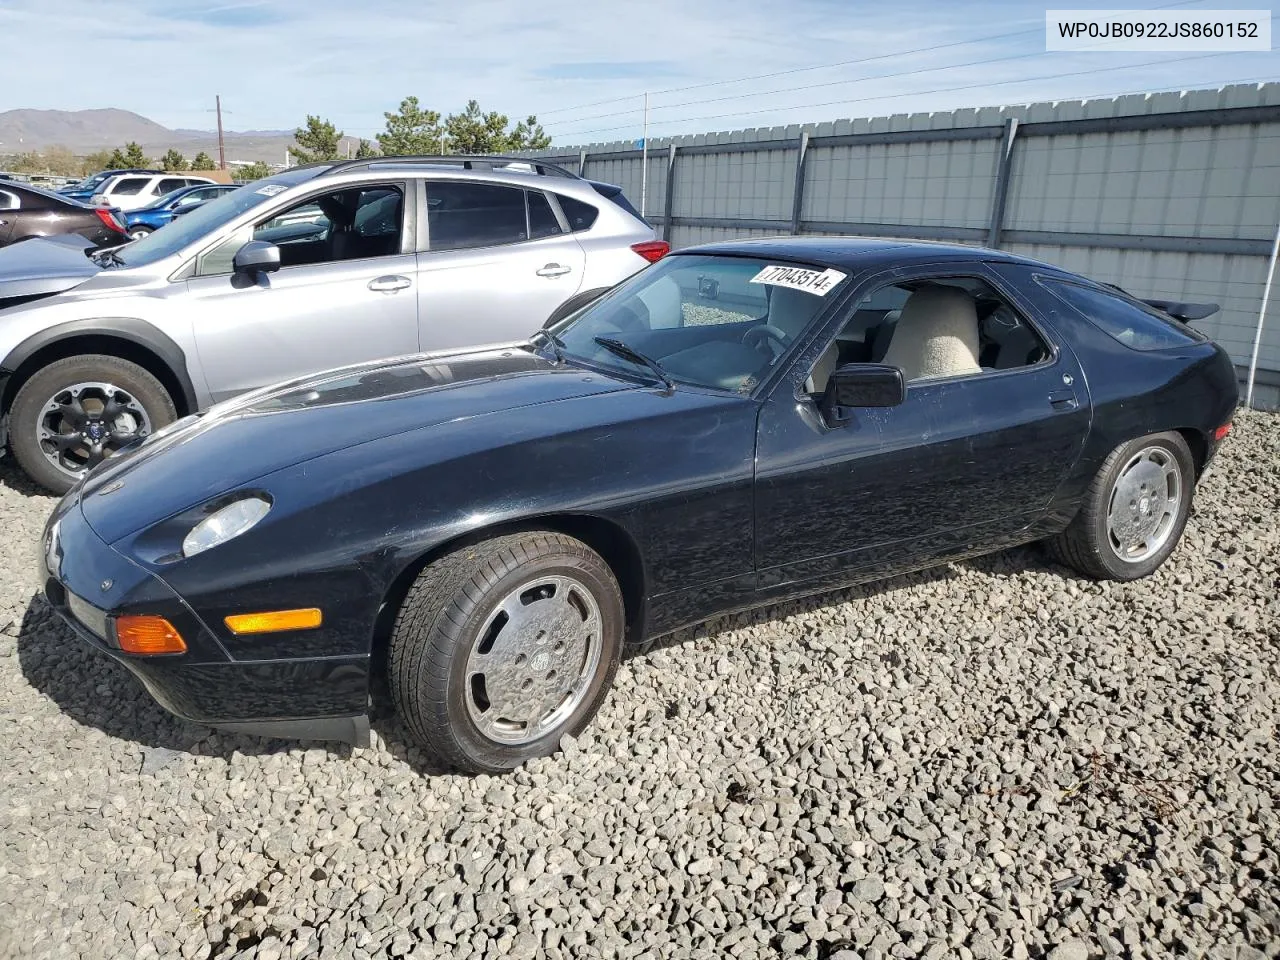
[369,513,648,683]
[1173,426,1208,477]
[0,318,198,418]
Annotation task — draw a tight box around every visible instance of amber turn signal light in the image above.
[224,608,322,635]
[114,615,187,655]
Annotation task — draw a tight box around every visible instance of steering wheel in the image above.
[742,324,790,358]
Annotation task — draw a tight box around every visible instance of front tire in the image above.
[1048,431,1195,581]
[8,355,177,494]
[390,532,624,773]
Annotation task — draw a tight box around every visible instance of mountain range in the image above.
[0,108,365,164]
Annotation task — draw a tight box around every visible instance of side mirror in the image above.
[232,240,281,275]
[819,363,904,423]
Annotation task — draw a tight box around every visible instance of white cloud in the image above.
[1,0,1275,145]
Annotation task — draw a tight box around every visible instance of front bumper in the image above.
[39,492,371,746]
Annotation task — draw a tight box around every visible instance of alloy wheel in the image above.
[37,381,152,481]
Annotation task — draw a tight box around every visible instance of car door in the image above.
[181,180,421,402]
[753,262,1092,594]
[414,181,586,351]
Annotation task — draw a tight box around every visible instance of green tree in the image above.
[190,151,216,170]
[377,96,443,156]
[354,138,379,159]
[81,149,115,175]
[107,148,129,168]
[235,160,273,181]
[123,142,147,167]
[444,100,551,153]
[161,149,188,171]
[289,115,343,164]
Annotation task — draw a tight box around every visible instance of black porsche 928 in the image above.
[39,238,1238,772]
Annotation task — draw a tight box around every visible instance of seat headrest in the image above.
[882,285,982,381]
[766,287,819,339]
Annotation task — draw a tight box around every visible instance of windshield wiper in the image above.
[593,337,673,390]
[530,328,566,363]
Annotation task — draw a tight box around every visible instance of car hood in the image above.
[0,235,101,300]
[79,347,639,543]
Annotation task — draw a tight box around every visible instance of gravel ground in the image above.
[1,413,1277,960]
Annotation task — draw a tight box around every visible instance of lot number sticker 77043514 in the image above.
[749,264,847,296]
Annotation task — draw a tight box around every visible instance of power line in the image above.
[535,0,1215,123]
[536,26,1043,118]
[553,52,1240,141]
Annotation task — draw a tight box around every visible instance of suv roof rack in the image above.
[319,155,579,179]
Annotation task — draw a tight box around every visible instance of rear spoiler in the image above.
[1101,283,1219,323]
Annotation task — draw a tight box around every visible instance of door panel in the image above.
[415,236,585,351]
[754,270,1091,591]
[184,255,420,402]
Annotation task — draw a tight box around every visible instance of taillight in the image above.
[1214,422,1232,441]
[630,240,669,264]
[95,208,126,235]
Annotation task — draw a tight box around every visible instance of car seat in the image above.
[880,286,982,381]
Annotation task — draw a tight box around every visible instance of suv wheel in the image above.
[9,355,177,494]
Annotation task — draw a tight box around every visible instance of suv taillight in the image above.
[631,240,669,264]
[95,208,126,235]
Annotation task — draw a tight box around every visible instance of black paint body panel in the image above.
[39,241,1241,741]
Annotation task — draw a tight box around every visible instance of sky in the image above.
[0,0,1276,147]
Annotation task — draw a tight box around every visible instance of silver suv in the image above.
[0,156,664,492]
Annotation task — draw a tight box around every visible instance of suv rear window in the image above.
[1042,279,1199,350]
[110,177,150,196]
[556,194,599,233]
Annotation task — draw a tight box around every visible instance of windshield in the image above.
[115,168,320,268]
[553,254,848,393]
[143,187,190,210]
[67,172,113,191]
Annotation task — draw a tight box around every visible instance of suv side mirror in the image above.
[819,363,905,423]
[232,240,281,275]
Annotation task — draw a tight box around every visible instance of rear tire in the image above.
[1047,431,1195,581]
[389,531,624,773]
[8,354,177,494]
[127,225,153,241]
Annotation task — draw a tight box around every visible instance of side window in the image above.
[1042,279,1199,350]
[156,178,188,195]
[109,177,149,196]
[556,194,599,232]
[806,276,1051,394]
[426,182,527,251]
[195,185,404,276]
[0,189,20,210]
[527,191,562,240]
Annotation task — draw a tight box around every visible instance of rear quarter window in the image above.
[555,194,599,233]
[1041,278,1200,351]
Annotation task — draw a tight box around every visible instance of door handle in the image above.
[536,263,572,278]
[368,275,411,293]
[1048,389,1078,410]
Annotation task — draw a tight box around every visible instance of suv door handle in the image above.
[1048,389,1078,410]
[536,263,572,278]
[368,275,411,293]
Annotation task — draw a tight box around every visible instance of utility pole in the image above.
[640,92,649,218]
[440,130,446,154]
[215,95,227,170]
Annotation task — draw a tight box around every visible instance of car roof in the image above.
[680,236,1045,271]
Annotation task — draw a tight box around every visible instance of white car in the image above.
[91,173,218,212]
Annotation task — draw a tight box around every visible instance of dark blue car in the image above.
[123,183,240,240]
[37,237,1239,773]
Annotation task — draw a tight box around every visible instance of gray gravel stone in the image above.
[2,413,1279,960]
